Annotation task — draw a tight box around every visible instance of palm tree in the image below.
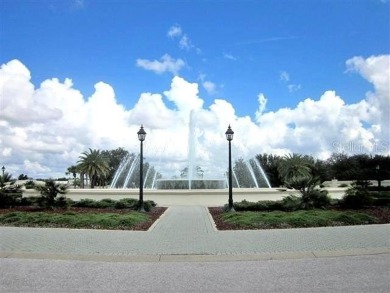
[66,165,78,188]
[0,172,13,187]
[77,148,110,188]
[278,153,312,188]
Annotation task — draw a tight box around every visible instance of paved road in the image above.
[1,254,389,292]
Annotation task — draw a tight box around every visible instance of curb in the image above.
[1,247,388,263]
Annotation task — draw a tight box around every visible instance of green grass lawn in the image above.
[0,211,150,230]
[218,209,379,229]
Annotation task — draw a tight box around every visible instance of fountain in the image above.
[110,110,271,190]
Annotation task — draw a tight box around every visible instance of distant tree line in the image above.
[255,153,390,187]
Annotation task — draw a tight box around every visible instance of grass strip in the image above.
[220,210,378,229]
[0,211,150,230]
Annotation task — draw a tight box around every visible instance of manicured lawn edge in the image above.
[208,207,390,230]
[0,207,167,231]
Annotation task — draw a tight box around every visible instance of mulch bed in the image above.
[0,206,168,231]
[208,206,390,231]
[208,207,243,230]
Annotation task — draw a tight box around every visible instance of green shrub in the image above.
[24,180,36,189]
[139,200,157,212]
[72,199,98,208]
[281,195,302,211]
[232,200,284,212]
[95,198,116,209]
[0,185,23,208]
[370,192,390,207]
[300,189,331,210]
[341,180,373,209]
[34,180,68,209]
[19,196,38,206]
[114,198,138,209]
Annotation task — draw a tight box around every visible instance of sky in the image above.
[0,0,389,180]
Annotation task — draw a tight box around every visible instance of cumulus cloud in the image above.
[0,55,388,179]
[136,54,185,75]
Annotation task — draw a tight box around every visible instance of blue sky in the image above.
[0,0,389,179]
[2,0,388,115]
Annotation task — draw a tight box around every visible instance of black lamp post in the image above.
[137,125,147,212]
[225,125,235,212]
[376,165,381,192]
[1,166,5,177]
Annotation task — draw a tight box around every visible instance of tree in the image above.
[278,153,312,188]
[255,154,283,187]
[278,154,330,209]
[77,148,110,188]
[0,172,13,187]
[66,165,78,188]
[102,147,129,184]
[18,174,29,180]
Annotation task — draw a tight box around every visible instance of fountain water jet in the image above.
[110,111,272,190]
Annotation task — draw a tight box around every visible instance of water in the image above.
[109,110,272,189]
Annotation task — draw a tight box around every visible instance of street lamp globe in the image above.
[225,125,234,141]
[137,125,146,141]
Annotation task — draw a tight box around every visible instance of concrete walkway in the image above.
[0,206,389,262]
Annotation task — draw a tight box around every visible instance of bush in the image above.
[281,195,302,211]
[368,192,390,207]
[341,180,373,209]
[19,196,39,206]
[300,189,331,210]
[139,200,157,212]
[232,200,284,212]
[0,185,23,208]
[114,198,138,209]
[24,180,36,189]
[72,199,98,208]
[34,180,68,209]
[71,198,157,211]
[95,198,117,209]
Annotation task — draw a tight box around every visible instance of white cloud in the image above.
[280,71,290,82]
[167,24,199,52]
[223,53,237,61]
[202,81,216,95]
[280,70,301,92]
[198,74,217,95]
[346,55,390,142]
[287,84,301,92]
[163,76,204,116]
[179,35,192,50]
[0,55,388,180]
[255,93,267,120]
[167,25,182,38]
[136,54,185,75]
[72,0,85,9]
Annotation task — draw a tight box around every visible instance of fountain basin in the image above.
[155,179,226,190]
